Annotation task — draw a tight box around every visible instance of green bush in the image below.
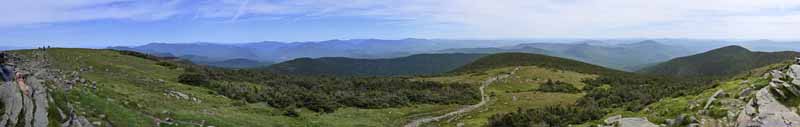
[183,67,481,113]
[488,106,604,127]
[707,107,728,119]
[536,80,580,93]
[178,73,209,86]
[113,50,160,61]
[156,61,178,69]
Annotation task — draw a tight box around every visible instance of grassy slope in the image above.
[26,48,465,127]
[586,60,789,126]
[418,66,597,126]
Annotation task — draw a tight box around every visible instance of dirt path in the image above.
[404,67,520,127]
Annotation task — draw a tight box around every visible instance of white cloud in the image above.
[2,0,800,39]
[0,0,181,26]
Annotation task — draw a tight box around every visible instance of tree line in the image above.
[179,67,480,114]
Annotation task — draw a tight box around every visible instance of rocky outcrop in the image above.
[0,50,93,127]
[165,90,202,103]
[735,59,800,127]
[0,81,24,127]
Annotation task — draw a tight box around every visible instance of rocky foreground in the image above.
[735,59,800,127]
[0,49,95,127]
[596,58,800,127]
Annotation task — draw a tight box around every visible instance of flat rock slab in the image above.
[620,117,659,127]
[753,88,800,127]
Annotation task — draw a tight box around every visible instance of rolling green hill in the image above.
[638,45,800,77]
[452,52,625,75]
[2,48,481,127]
[0,49,722,127]
[266,53,486,76]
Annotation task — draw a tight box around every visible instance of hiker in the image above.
[16,72,30,96]
[0,52,10,82]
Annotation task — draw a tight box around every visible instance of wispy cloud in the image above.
[2,0,800,39]
[0,0,183,26]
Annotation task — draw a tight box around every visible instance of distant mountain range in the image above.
[196,58,275,69]
[440,40,698,71]
[0,46,29,51]
[638,45,800,77]
[109,39,522,63]
[108,38,800,70]
[266,53,486,76]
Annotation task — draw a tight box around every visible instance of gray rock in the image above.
[605,115,622,124]
[771,70,786,79]
[30,77,49,127]
[62,114,94,127]
[737,88,800,127]
[781,82,800,96]
[739,87,753,99]
[704,90,726,110]
[619,117,658,127]
[788,65,800,79]
[0,82,24,127]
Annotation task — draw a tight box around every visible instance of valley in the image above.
[2,44,800,127]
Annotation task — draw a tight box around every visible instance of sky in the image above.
[2,0,800,47]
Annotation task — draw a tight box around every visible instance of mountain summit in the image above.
[639,45,800,77]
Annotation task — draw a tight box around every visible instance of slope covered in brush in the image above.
[267,53,485,76]
[5,48,479,127]
[639,45,800,77]
[452,52,625,75]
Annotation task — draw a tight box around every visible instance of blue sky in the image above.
[2,0,800,47]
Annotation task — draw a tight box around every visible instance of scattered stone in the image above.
[91,121,101,126]
[704,90,726,110]
[770,70,786,79]
[605,115,622,124]
[739,87,753,99]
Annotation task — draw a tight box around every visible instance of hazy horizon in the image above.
[3,0,800,47]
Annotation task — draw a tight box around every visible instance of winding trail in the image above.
[404,67,520,127]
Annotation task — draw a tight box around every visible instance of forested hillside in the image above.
[639,45,800,77]
[267,53,486,76]
[452,53,624,75]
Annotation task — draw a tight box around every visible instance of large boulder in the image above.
[771,70,787,79]
[703,90,726,110]
[0,82,23,127]
[0,66,11,83]
[736,88,800,127]
[619,117,659,127]
[739,87,753,99]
